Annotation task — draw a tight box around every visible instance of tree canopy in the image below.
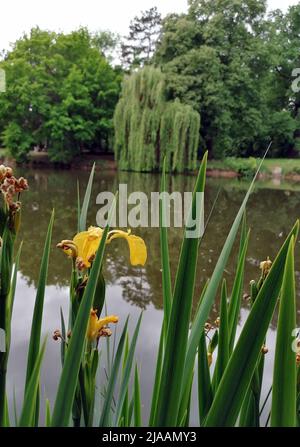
[154,0,300,158]
[121,7,162,69]
[0,28,121,162]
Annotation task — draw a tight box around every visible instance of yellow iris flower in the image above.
[57,226,147,269]
[87,310,118,341]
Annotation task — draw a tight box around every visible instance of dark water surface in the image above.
[6,168,300,425]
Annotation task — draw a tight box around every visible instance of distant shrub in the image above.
[225,157,257,178]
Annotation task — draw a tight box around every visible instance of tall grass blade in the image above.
[177,280,209,424]
[77,180,81,233]
[13,387,18,426]
[7,242,22,324]
[228,228,250,351]
[134,364,142,427]
[183,149,270,396]
[25,210,54,392]
[198,330,213,424]
[99,318,129,427]
[45,399,51,427]
[160,158,172,330]
[213,279,229,389]
[4,395,10,427]
[154,152,207,426]
[79,163,95,232]
[114,313,143,425]
[148,321,165,426]
[60,307,66,366]
[19,338,47,427]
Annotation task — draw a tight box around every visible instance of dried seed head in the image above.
[53,329,62,341]
[0,166,28,210]
[0,165,6,179]
[260,257,272,277]
[99,328,113,338]
[205,322,212,332]
[5,167,13,178]
[214,317,220,327]
[75,257,86,271]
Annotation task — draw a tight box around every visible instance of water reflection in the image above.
[6,167,300,425]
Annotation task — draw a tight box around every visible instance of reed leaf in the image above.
[160,158,172,331]
[25,210,54,392]
[148,321,165,426]
[79,162,95,232]
[204,221,299,426]
[198,329,213,425]
[19,338,47,427]
[51,197,116,427]
[45,399,51,427]
[7,242,22,324]
[213,279,229,390]
[134,364,142,427]
[228,228,250,352]
[114,313,142,425]
[182,151,269,400]
[99,318,129,427]
[154,151,207,426]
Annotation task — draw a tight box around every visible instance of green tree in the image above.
[0,28,121,162]
[92,30,120,63]
[264,4,300,155]
[121,7,162,69]
[155,0,273,158]
[114,66,200,173]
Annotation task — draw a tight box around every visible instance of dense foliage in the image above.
[121,7,162,69]
[0,28,121,162]
[114,66,200,172]
[1,1,300,165]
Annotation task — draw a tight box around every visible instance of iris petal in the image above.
[73,227,103,268]
[108,230,147,266]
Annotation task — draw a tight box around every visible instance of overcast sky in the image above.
[1,0,299,52]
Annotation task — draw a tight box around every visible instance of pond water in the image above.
[6,167,300,426]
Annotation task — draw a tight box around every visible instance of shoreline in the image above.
[2,152,300,182]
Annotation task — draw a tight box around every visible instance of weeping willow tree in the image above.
[114,67,200,172]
